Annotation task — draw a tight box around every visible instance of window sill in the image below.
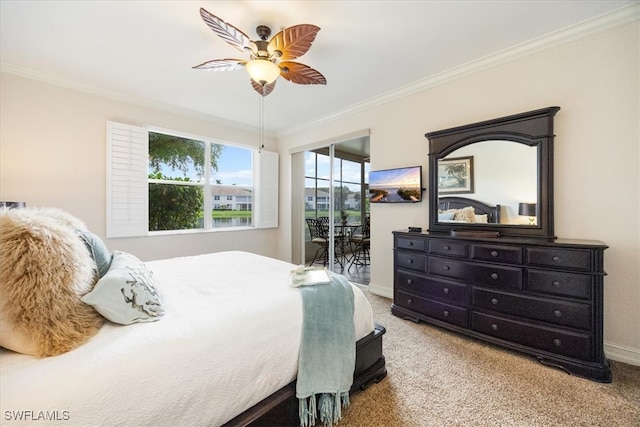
[148,226,256,237]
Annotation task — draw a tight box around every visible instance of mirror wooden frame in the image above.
[426,106,560,239]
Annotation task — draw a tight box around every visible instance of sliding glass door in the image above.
[303,145,369,271]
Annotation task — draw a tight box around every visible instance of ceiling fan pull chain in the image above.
[259,94,265,152]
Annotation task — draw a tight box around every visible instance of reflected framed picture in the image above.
[438,156,474,194]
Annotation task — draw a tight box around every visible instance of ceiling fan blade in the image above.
[199,8,253,54]
[279,61,326,85]
[251,79,276,97]
[193,58,246,71]
[268,24,320,61]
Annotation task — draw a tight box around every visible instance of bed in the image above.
[0,208,386,427]
[437,196,501,224]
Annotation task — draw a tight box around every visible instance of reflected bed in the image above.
[438,196,501,224]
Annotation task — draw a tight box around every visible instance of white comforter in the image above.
[0,251,374,427]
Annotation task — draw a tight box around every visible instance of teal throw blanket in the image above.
[297,272,355,427]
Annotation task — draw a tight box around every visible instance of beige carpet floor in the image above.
[340,289,640,427]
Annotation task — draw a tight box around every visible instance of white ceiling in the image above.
[0,1,635,134]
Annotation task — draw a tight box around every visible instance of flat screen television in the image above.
[368,165,423,203]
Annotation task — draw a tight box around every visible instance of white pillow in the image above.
[475,214,488,223]
[82,251,165,325]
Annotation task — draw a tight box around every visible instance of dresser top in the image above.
[393,230,607,249]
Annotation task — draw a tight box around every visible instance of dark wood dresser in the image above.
[392,230,611,382]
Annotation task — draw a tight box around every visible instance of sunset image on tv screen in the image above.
[369,166,421,203]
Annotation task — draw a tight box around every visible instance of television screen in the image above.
[368,166,423,203]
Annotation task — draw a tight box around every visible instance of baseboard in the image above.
[367,282,392,299]
[604,342,640,366]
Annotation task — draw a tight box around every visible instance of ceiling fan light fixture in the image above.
[246,59,280,85]
[195,9,325,95]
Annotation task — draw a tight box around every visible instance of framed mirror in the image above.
[426,107,560,239]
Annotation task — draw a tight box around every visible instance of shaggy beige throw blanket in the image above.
[0,208,104,356]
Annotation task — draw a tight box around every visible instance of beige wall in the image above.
[278,22,640,364]
[0,73,280,261]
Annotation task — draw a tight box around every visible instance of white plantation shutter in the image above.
[106,121,149,237]
[107,121,276,235]
[255,150,279,229]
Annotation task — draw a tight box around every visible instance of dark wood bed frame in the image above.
[223,323,387,426]
[438,196,501,224]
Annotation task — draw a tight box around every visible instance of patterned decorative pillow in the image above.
[82,251,165,325]
[453,206,476,223]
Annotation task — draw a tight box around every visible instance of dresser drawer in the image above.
[526,247,592,271]
[396,270,468,304]
[472,288,591,330]
[472,312,592,361]
[471,244,523,264]
[396,236,426,251]
[395,251,427,272]
[428,239,469,257]
[396,291,468,328]
[469,263,523,290]
[527,269,591,300]
[427,257,468,280]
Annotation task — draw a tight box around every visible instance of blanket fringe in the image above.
[299,392,350,427]
[299,394,317,427]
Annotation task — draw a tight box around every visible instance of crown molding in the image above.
[278,3,640,137]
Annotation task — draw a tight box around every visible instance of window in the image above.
[107,121,278,237]
[147,131,254,232]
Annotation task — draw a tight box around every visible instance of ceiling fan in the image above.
[193,8,326,96]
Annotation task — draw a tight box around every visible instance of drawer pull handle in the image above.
[490,251,498,257]
[443,265,450,270]
[408,259,414,264]
[444,245,451,251]
[409,241,414,246]
[552,280,561,287]
[490,273,499,280]
[553,338,562,347]
[407,279,413,285]
[491,323,498,331]
[553,309,562,318]
[491,298,499,305]
[552,255,560,262]
[443,310,450,317]
[443,287,450,294]
[407,298,414,305]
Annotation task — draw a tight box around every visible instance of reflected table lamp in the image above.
[518,202,536,225]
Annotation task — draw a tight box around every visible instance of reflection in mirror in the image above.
[426,106,560,239]
[437,141,537,225]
